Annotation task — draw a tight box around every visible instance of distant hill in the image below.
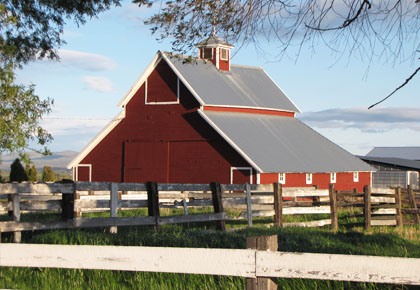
[0,150,78,172]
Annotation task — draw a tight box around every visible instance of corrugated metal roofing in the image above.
[359,156,420,170]
[201,110,374,173]
[366,147,420,160]
[165,53,300,113]
[195,35,234,47]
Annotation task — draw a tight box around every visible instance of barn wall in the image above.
[78,60,252,184]
[259,172,371,191]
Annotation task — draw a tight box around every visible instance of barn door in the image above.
[231,167,253,184]
[124,141,169,183]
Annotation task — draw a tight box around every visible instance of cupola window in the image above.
[220,48,228,60]
[202,48,213,59]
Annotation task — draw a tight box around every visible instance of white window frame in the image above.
[145,77,180,105]
[306,173,312,184]
[353,172,359,182]
[330,172,336,183]
[220,48,228,61]
[230,167,253,184]
[76,164,92,182]
[278,173,286,184]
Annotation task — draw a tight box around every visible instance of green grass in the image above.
[1,209,420,289]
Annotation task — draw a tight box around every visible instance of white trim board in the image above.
[75,164,92,182]
[230,167,253,184]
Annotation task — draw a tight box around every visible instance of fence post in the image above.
[146,182,160,230]
[273,182,283,227]
[61,180,75,220]
[109,182,118,234]
[395,187,403,227]
[245,183,253,227]
[364,185,371,230]
[246,235,278,290]
[407,185,419,225]
[329,184,338,231]
[12,193,21,243]
[210,182,225,231]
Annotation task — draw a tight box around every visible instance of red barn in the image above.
[68,35,374,191]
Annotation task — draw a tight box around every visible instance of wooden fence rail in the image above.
[1,242,419,286]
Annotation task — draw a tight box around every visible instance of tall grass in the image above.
[1,209,419,289]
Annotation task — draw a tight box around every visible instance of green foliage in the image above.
[9,158,27,182]
[26,164,38,182]
[41,166,55,182]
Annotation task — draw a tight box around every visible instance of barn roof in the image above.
[119,51,300,113]
[199,110,375,173]
[359,156,420,171]
[366,147,420,160]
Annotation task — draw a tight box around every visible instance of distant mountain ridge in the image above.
[0,150,78,172]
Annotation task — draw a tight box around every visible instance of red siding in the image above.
[259,172,371,191]
[218,48,229,71]
[146,61,178,103]
[78,60,252,183]
[77,166,90,182]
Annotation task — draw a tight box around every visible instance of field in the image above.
[1,209,420,290]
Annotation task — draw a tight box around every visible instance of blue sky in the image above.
[16,2,420,156]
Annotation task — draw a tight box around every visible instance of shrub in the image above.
[10,158,28,182]
[42,166,55,182]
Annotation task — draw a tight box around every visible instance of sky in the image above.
[15,1,420,156]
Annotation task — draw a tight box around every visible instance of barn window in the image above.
[202,48,213,59]
[279,173,286,184]
[306,173,312,184]
[353,172,359,182]
[330,172,336,183]
[220,48,228,60]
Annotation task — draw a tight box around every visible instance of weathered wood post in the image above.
[407,185,419,225]
[246,235,278,290]
[329,184,338,231]
[394,187,403,227]
[146,182,160,230]
[273,182,283,227]
[210,182,225,231]
[61,180,75,220]
[245,183,252,227]
[109,182,118,234]
[12,193,21,243]
[364,185,372,230]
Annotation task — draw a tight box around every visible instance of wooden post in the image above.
[394,187,403,227]
[246,235,278,290]
[109,182,118,234]
[364,185,371,230]
[407,185,419,225]
[146,182,160,229]
[245,183,253,227]
[273,182,283,227]
[61,180,75,220]
[210,182,225,231]
[182,199,189,215]
[74,191,81,218]
[12,193,21,243]
[329,184,338,231]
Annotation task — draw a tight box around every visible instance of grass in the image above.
[1,208,420,289]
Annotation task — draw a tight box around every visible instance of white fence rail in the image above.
[1,243,419,285]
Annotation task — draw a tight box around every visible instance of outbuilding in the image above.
[68,36,373,190]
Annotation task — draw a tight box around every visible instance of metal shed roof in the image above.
[200,110,374,173]
[165,53,300,113]
[366,147,420,160]
[359,156,420,171]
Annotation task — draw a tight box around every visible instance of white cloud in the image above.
[58,49,116,71]
[40,118,110,136]
[299,107,420,133]
[82,76,114,92]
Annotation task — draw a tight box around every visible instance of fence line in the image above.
[1,242,419,285]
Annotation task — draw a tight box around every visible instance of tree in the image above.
[26,163,38,182]
[134,0,420,107]
[9,158,28,182]
[0,0,122,156]
[42,166,55,182]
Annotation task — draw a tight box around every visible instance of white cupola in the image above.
[195,35,234,72]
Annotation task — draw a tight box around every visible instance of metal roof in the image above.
[366,147,420,160]
[200,110,375,173]
[359,156,420,171]
[195,35,234,48]
[165,53,300,113]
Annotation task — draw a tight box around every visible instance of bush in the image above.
[10,158,28,182]
[42,166,55,182]
[26,164,38,182]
